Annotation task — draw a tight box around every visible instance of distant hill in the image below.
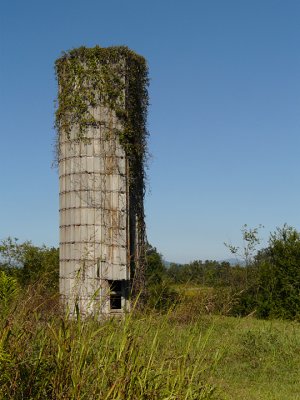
[163,260,180,268]
[222,258,244,266]
[163,258,244,268]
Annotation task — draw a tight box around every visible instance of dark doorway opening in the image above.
[109,280,123,310]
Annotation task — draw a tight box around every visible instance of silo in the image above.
[55,46,148,315]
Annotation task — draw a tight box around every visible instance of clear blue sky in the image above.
[1,0,300,263]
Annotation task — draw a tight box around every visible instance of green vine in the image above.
[55,45,149,297]
[55,45,148,152]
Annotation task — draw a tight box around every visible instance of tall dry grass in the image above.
[0,283,220,400]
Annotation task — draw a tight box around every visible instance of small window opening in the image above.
[109,281,123,310]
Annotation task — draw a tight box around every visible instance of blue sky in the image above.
[1,0,300,263]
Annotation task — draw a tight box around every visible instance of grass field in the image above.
[0,289,299,399]
[205,316,300,399]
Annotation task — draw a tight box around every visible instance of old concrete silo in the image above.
[55,46,148,315]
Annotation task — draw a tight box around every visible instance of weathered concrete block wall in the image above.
[59,105,130,315]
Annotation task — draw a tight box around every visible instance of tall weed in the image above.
[0,287,220,399]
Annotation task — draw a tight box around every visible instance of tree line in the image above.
[1,224,300,320]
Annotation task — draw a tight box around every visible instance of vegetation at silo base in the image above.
[1,224,300,398]
[0,285,300,399]
[0,287,218,400]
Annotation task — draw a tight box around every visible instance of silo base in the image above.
[60,278,131,318]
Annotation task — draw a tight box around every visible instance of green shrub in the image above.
[231,225,300,320]
[0,237,59,292]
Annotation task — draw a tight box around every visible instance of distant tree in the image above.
[0,237,59,292]
[145,244,166,286]
[255,225,300,319]
[228,224,300,319]
[166,259,235,287]
[224,224,264,268]
[145,244,178,310]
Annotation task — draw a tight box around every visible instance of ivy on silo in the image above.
[55,45,148,158]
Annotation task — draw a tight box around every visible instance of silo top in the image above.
[55,46,149,155]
